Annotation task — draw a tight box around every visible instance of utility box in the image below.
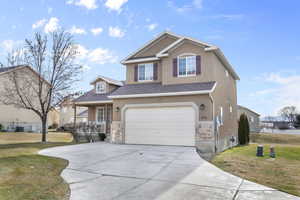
[256,145,264,157]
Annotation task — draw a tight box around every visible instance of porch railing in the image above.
[73,121,106,142]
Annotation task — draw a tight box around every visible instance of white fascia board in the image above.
[90,76,123,86]
[74,100,113,105]
[121,57,160,64]
[108,90,213,99]
[156,37,185,57]
[211,48,240,80]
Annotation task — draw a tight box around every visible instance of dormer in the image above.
[95,81,107,94]
[90,75,123,94]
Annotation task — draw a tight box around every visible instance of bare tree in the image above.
[278,106,298,124]
[0,31,81,142]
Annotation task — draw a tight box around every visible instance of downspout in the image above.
[209,92,217,153]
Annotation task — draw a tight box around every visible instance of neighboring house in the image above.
[59,97,87,127]
[74,31,240,156]
[0,66,47,132]
[48,108,60,127]
[238,105,260,133]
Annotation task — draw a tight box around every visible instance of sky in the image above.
[0,0,300,117]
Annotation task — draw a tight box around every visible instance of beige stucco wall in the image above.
[112,94,213,122]
[162,41,214,85]
[59,104,86,126]
[0,68,50,132]
[210,53,238,151]
[133,35,178,58]
[126,61,162,84]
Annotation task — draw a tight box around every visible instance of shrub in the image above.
[99,133,106,141]
[0,124,2,131]
[238,114,250,145]
[48,123,59,129]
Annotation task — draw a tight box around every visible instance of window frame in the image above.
[138,63,154,82]
[177,54,197,77]
[95,81,106,94]
[96,107,105,123]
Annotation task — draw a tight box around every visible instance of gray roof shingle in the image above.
[0,65,23,73]
[109,82,216,97]
[74,90,113,103]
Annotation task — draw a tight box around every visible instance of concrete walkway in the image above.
[39,143,300,200]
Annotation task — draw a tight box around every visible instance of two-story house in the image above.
[74,31,240,157]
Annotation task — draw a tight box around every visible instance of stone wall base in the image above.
[195,121,215,159]
[110,121,123,144]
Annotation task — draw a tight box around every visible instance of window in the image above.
[229,105,233,113]
[96,107,105,123]
[178,55,196,76]
[225,70,229,77]
[96,81,106,94]
[250,116,254,123]
[138,63,153,81]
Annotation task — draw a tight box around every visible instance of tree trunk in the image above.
[41,116,47,142]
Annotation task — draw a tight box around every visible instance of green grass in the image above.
[0,133,75,200]
[211,133,300,197]
[0,132,73,144]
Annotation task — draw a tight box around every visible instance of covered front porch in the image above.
[73,102,113,141]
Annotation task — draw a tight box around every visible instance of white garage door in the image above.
[125,106,195,146]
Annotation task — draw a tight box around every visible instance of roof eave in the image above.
[205,47,240,80]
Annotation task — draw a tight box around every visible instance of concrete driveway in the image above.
[39,143,300,200]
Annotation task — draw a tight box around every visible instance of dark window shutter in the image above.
[134,65,138,81]
[196,55,201,75]
[173,58,178,77]
[153,63,158,80]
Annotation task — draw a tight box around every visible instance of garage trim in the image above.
[121,102,199,143]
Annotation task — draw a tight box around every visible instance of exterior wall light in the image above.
[200,104,205,111]
[115,107,120,112]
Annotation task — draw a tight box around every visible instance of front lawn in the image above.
[0,132,73,144]
[211,133,300,197]
[0,133,74,200]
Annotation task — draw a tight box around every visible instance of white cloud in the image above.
[67,0,98,10]
[167,0,202,13]
[211,14,244,20]
[193,0,203,9]
[105,0,128,12]
[108,26,125,38]
[90,27,103,35]
[88,48,118,64]
[254,72,300,113]
[147,23,158,31]
[74,44,118,65]
[32,19,47,29]
[1,40,23,52]
[69,26,87,35]
[48,7,53,14]
[44,17,60,33]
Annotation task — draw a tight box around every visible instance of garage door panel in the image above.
[125,106,195,146]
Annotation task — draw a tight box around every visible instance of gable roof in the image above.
[0,65,24,74]
[238,105,260,117]
[121,31,240,80]
[90,75,123,86]
[0,65,51,86]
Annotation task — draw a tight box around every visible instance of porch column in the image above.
[73,104,77,129]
